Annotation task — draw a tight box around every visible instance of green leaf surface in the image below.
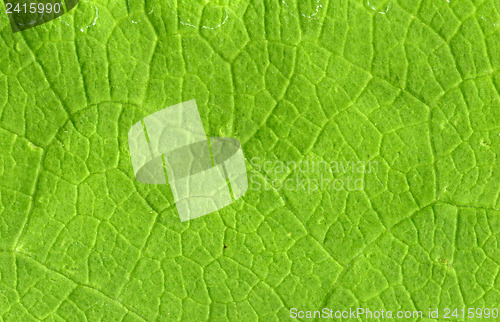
[0,0,499,320]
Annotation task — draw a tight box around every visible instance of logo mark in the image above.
[128,100,248,222]
[4,0,79,32]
